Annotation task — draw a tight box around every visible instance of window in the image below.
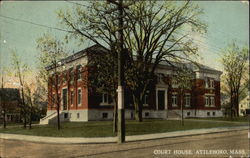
[212,112,215,116]
[205,77,214,88]
[210,80,214,88]
[172,94,178,107]
[69,68,74,82]
[184,94,191,107]
[205,95,215,107]
[205,96,209,106]
[102,113,108,119]
[102,93,109,104]
[77,65,82,80]
[62,88,68,110]
[78,89,82,106]
[187,112,190,116]
[64,113,68,119]
[70,91,74,106]
[157,73,164,83]
[210,96,215,106]
[143,91,150,106]
[145,112,149,117]
[207,112,210,116]
[77,113,80,119]
[172,78,178,88]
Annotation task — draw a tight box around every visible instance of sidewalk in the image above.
[0,126,248,144]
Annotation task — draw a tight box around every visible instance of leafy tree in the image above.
[11,50,30,128]
[87,45,119,133]
[220,42,249,117]
[36,34,68,130]
[58,0,206,121]
[172,65,194,125]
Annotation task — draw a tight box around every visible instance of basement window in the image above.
[102,113,108,119]
[64,113,68,119]
[207,112,210,116]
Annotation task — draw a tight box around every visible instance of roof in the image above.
[46,44,222,74]
[46,44,108,71]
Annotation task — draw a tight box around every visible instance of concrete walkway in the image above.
[0,126,249,144]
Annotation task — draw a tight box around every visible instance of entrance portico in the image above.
[155,86,168,110]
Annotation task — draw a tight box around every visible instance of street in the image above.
[1,129,249,158]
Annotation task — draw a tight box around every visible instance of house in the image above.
[0,88,21,123]
[40,45,223,124]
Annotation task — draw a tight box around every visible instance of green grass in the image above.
[187,116,249,122]
[0,119,247,137]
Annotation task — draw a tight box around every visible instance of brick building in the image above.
[40,45,223,124]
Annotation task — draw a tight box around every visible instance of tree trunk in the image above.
[133,95,142,122]
[113,96,118,134]
[29,107,32,129]
[3,109,6,128]
[235,92,239,117]
[181,94,184,126]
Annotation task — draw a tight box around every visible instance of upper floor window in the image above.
[143,91,150,106]
[172,78,178,88]
[157,73,164,83]
[69,68,74,82]
[77,88,82,106]
[100,93,113,105]
[184,94,191,107]
[205,77,214,88]
[62,88,68,110]
[70,90,74,106]
[172,94,178,107]
[77,65,82,80]
[102,93,108,104]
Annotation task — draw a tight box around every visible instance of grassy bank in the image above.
[0,119,247,137]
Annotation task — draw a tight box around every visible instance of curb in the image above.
[0,126,249,144]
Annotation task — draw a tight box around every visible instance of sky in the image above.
[0,1,249,73]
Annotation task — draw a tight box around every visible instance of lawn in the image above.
[187,116,249,122]
[0,119,247,137]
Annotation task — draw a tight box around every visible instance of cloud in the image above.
[241,1,249,5]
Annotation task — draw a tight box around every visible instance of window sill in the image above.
[100,103,114,106]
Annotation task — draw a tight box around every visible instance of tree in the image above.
[36,34,68,130]
[11,50,30,128]
[24,81,36,129]
[172,65,194,125]
[58,0,206,121]
[87,45,119,133]
[220,42,248,118]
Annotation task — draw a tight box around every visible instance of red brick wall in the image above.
[47,66,89,111]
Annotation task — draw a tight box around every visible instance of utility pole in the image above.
[107,0,125,143]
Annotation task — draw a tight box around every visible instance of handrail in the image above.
[40,111,57,121]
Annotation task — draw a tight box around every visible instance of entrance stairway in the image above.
[167,111,181,120]
[39,111,66,124]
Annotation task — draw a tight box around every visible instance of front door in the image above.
[158,90,165,110]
